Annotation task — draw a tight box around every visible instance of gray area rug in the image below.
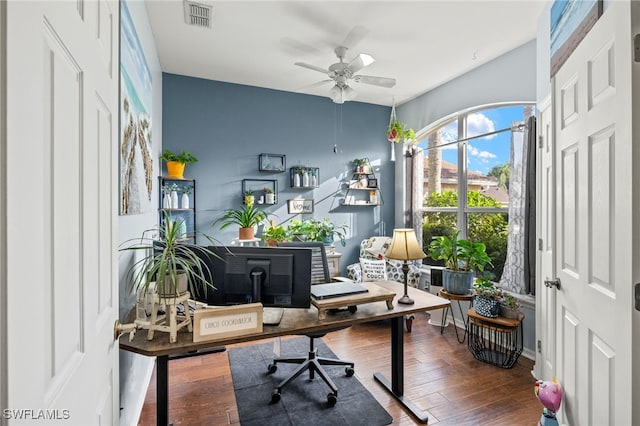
[228,337,393,426]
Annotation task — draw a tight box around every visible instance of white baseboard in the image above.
[119,354,155,426]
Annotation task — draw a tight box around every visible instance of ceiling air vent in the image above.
[183,1,213,28]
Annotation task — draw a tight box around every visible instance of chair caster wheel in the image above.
[327,393,337,406]
[345,367,354,377]
[348,305,357,313]
[271,390,281,403]
[267,363,277,374]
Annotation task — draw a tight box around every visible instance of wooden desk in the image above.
[119,280,450,425]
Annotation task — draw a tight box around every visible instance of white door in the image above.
[550,2,635,424]
[535,94,556,382]
[5,1,119,424]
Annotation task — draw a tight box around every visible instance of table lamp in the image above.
[385,228,426,305]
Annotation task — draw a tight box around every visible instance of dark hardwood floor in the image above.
[138,312,540,425]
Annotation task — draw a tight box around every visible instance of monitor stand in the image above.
[262,307,284,325]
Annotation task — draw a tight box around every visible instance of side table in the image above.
[438,289,474,343]
[467,307,525,368]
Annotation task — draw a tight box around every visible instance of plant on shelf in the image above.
[428,231,492,295]
[261,220,289,247]
[120,211,218,299]
[215,203,270,240]
[386,120,416,144]
[160,149,198,178]
[353,158,369,173]
[263,187,275,204]
[244,190,255,206]
[472,275,501,318]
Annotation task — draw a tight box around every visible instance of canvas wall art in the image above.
[120,0,153,215]
[550,0,602,77]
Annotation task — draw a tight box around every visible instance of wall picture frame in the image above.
[550,0,603,77]
[287,198,314,214]
[259,153,286,172]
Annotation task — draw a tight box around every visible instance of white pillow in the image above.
[359,258,388,281]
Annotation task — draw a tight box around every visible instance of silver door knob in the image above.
[544,278,561,290]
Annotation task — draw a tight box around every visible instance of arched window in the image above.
[415,103,535,292]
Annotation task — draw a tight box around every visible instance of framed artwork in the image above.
[367,179,378,188]
[287,198,314,214]
[259,153,286,172]
[119,1,153,215]
[550,0,602,77]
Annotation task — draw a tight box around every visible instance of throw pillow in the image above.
[360,258,387,281]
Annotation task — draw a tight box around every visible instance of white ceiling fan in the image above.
[295,46,396,104]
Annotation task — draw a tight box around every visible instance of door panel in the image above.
[552,2,633,425]
[6,1,119,423]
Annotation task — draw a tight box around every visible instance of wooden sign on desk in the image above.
[193,303,263,343]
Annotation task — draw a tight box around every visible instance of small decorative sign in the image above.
[287,198,314,214]
[193,303,263,343]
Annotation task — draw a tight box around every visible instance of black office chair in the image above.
[267,242,355,406]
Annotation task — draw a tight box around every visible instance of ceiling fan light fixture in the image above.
[329,84,344,104]
[343,85,356,101]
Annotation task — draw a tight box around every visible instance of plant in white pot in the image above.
[121,212,218,299]
[428,231,492,295]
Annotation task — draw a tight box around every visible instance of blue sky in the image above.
[419,105,527,175]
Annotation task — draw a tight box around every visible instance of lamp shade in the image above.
[385,228,426,261]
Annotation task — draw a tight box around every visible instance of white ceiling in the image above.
[145,1,545,106]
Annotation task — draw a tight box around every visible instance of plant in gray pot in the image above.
[473,275,502,318]
[428,231,492,295]
[499,293,521,319]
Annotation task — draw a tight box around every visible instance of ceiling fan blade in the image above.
[294,62,329,74]
[347,53,375,74]
[341,25,369,50]
[296,79,334,91]
[354,75,397,88]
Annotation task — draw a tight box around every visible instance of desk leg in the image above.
[157,355,169,426]
[373,316,429,424]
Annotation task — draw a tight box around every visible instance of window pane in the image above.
[465,106,530,208]
[419,119,458,206]
[467,212,508,281]
[421,212,457,265]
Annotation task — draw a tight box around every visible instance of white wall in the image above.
[118,1,163,425]
[0,0,6,418]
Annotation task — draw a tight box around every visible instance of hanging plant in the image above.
[387,103,416,144]
[387,120,416,144]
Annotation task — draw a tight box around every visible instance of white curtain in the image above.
[409,146,424,247]
[499,114,536,294]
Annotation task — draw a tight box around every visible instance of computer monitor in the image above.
[191,245,312,309]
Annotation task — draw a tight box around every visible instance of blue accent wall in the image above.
[162,73,395,268]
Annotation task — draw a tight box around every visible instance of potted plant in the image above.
[264,187,275,205]
[160,149,198,178]
[353,158,369,173]
[181,185,193,209]
[428,231,492,295]
[499,292,521,319]
[215,203,269,240]
[473,275,502,318]
[386,120,416,144]
[261,220,289,247]
[244,190,255,206]
[310,218,348,247]
[120,212,218,299]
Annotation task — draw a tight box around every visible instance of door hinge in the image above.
[634,34,640,62]
[538,135,544,149]
[538,238,543,251]
[537,340,542,353]
[635,283,640,311]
